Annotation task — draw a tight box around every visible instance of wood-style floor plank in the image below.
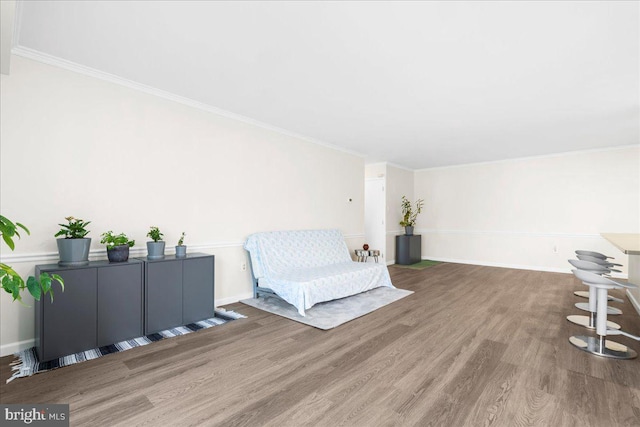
[1,263,640,426]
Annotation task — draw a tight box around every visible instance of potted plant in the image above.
[54,216,91,266]
[146,226,165,260]
[1,215,64,303]
[100,231,135,263]
[175,232,187,258]
[399,196,424,236]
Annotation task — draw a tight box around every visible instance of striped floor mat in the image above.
[7,309,246,383]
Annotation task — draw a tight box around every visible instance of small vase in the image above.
[404,226,414,236]
[107,244,130,263]
[147,241,166,260]
[175,245,187,258]
[57,237,91,266]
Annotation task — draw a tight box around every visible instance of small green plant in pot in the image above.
[399,196,424,236]
[146,226,165,260]
[100,231,135,263]
[175,232,187,258]
[1,215,64,304]
[55,216,92,266]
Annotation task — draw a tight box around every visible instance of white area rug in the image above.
[240,287,413,330]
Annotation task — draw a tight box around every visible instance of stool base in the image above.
[566,315,620,330]
[575,302,621,316]
[569,335,637,359]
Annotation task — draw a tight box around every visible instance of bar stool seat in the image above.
[576,254,623,268]
[575,250,615,260]
[572,256,624,302]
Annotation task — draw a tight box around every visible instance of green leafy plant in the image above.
[399,196,424,227]
[54,216,91,239]
[146,226,164,242]
[1,215,64,303]
[100,231,135,250]
[177,232,186,246]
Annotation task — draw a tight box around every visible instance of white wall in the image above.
[414,146,640,273]
[0,56,365,355]
[385,165,415,263]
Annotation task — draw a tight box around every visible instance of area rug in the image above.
[7,309,245,383]
[240,287,413,330]
[394,259,442,270]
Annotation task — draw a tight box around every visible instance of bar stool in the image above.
[569,269,638,359]
[567,260,621,330]
[575,250,615,260]
[572,257,624,303]
[576,254,622,269]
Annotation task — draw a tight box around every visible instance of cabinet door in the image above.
[146,260,183,334]
[98,263,143,347]
[42,268,97,361]
[183,256,215,324]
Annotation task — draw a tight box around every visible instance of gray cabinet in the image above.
[35,260,143,362]
[97,263,144,347]
[396,235,422,265]
[140,253,215,334]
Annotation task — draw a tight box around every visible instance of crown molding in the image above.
[10,46,366,160]
[415,144,640,172]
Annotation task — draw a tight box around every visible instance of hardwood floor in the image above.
[1,263,640,426]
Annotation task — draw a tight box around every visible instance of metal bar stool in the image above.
[576,254,623,269]
[567,259,621,330]
[569,269,638,359]
[574,252,623,302]
[575,250,615,260]
[571,257,624,303]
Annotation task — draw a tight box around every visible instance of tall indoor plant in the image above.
[100,231,135,263]
[1,215,64,303]
[55,216,91,266]
[399,196,424,236]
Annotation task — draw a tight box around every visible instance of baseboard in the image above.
[421,256,629,278]
[0,338,35,358]
[627,289,640,317]
[216,292,253,307]
[386,259,395,266]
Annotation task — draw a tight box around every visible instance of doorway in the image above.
[365,178,386,262]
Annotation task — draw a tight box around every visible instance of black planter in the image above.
[107,245,130,263]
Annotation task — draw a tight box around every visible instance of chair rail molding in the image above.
[1,233,366,264]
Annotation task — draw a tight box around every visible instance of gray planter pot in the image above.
[175,245,187,258]
[107,245,130,263]
[146,241,166,260]
[404,226,414,236]
[57,238,91,266]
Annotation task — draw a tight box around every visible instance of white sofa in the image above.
[244,229,394,316]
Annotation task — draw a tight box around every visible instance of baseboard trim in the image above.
[216,292,254,307]
[627,290,640,317]
[0,338,35,358]
[421,256,629,278]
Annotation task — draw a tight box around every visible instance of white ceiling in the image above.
[13,1,640,169]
